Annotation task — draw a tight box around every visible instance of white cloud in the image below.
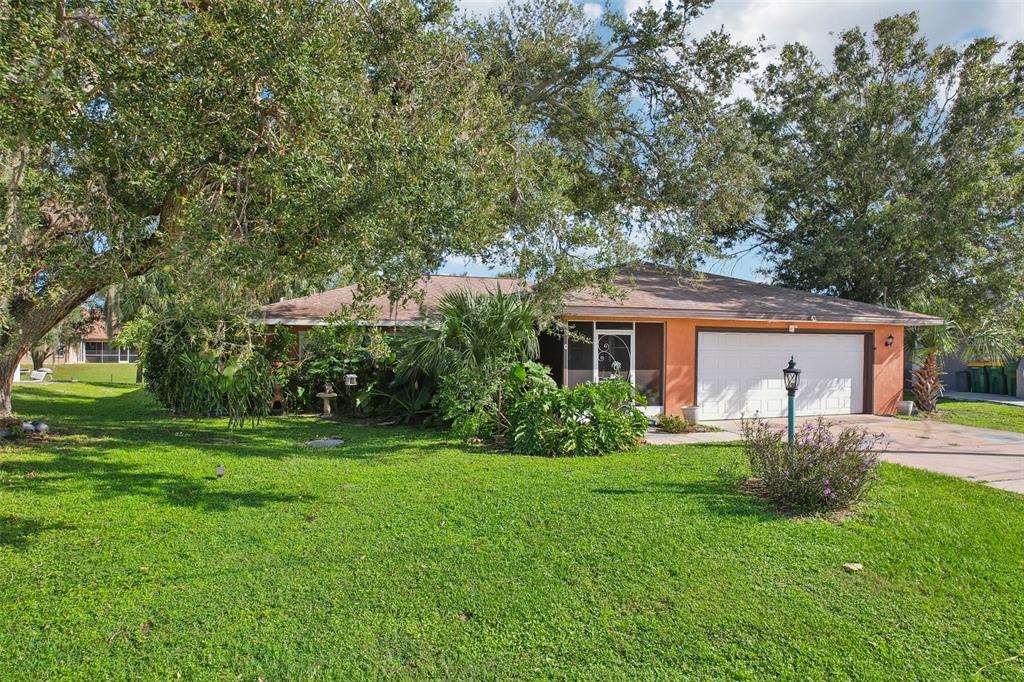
[458,0,608,18]
[458,0,507,16]
[582,2,604,20]
[691,1,1023,65]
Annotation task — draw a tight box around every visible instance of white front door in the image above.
[697,331,866,420]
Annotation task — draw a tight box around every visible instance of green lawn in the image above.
[21,362,139,384]
[902,393,1024,433]
[3,384,1024,680]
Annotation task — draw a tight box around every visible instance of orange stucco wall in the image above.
[574,316,905,417]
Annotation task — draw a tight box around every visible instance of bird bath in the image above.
[316,383,338,417]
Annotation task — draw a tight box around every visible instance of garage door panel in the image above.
[697,332,865,420]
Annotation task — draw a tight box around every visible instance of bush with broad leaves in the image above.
[507,377,649,457]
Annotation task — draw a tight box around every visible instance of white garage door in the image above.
[697,332,865,420]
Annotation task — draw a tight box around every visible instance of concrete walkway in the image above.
[645,429,742,446]
[710,414,1024,494]
[647,413,1024,493]
[943,391,1024,408]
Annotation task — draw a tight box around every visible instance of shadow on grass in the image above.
[1,384,462,548]
[592,480,770,519]
[0,451,310,514]
[0,515,76,549]
[10,384,453,462]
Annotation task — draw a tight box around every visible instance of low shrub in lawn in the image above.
[658,414,688,433]
[507,377,649,457]
[741,417,883,513]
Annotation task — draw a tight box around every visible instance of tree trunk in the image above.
[31,349,47,371]
[0,353,20,417]
[911,350,943,413]
[136,362,143,384]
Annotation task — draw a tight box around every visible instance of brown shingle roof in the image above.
[563,268,943,325]
[259,275,525,324]
[81,318,114,341]
[260,269,942,327]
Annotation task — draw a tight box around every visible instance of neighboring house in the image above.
[35,319,140,365]
[260,268,942,419]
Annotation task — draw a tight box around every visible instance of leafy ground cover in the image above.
[2,382,1024,680]
[902,393,1024,433]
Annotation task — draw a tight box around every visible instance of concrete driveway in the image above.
[715,414,1024,494]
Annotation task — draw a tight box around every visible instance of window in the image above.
[561,320,665,409]
[83,342,139,363]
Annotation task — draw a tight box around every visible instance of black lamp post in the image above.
[783,356,801,445]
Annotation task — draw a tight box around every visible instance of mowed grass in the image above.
[21,362,139,384]
[2,384,1024,680]
[931,396,1024,433]
[901,392,1024,433]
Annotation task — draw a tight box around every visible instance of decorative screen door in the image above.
[594,332,634,383]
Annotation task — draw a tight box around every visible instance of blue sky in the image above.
[440,0,1024,281]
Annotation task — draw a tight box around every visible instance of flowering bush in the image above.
[741,417,883,512]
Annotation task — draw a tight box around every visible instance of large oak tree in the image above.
[729,14,1024,330]
[0,0,756,415]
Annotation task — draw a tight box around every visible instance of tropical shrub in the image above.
[657,414,688,433]
[294,311,394,416]
[437,360,556,440]
[365,372,438,425]
[904,299,1020,412]
[397,289,542,437]
[507,378,648,457]
[397,289,538,379]
[141,314,292,427]
[741,417,883,512]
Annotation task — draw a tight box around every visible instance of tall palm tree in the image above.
[905,300,1019,412]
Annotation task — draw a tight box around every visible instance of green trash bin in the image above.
[987,365,1006,396]
[955,370,971,392]
[969,365,989,393]
[1005,360,1019,397]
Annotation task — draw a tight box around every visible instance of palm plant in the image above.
[397,289,540,380]
[905,300,1019,412]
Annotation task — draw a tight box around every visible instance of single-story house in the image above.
[260,268,942,420]
[29,318,140,366]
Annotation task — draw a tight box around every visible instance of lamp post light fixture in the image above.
[885,334,895,347]
[782,356,801,445]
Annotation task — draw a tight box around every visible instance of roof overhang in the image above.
[561,306,944,326]
[257,317,427,327]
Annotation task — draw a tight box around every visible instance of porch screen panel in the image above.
[635,322,664,406]
[84,342,119,363]
[566,321,594,388]
[537,330,564,386]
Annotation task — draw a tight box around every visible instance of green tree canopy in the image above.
[462,0,760,295]
[728,13,1024,329]
[0,0,757,415]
